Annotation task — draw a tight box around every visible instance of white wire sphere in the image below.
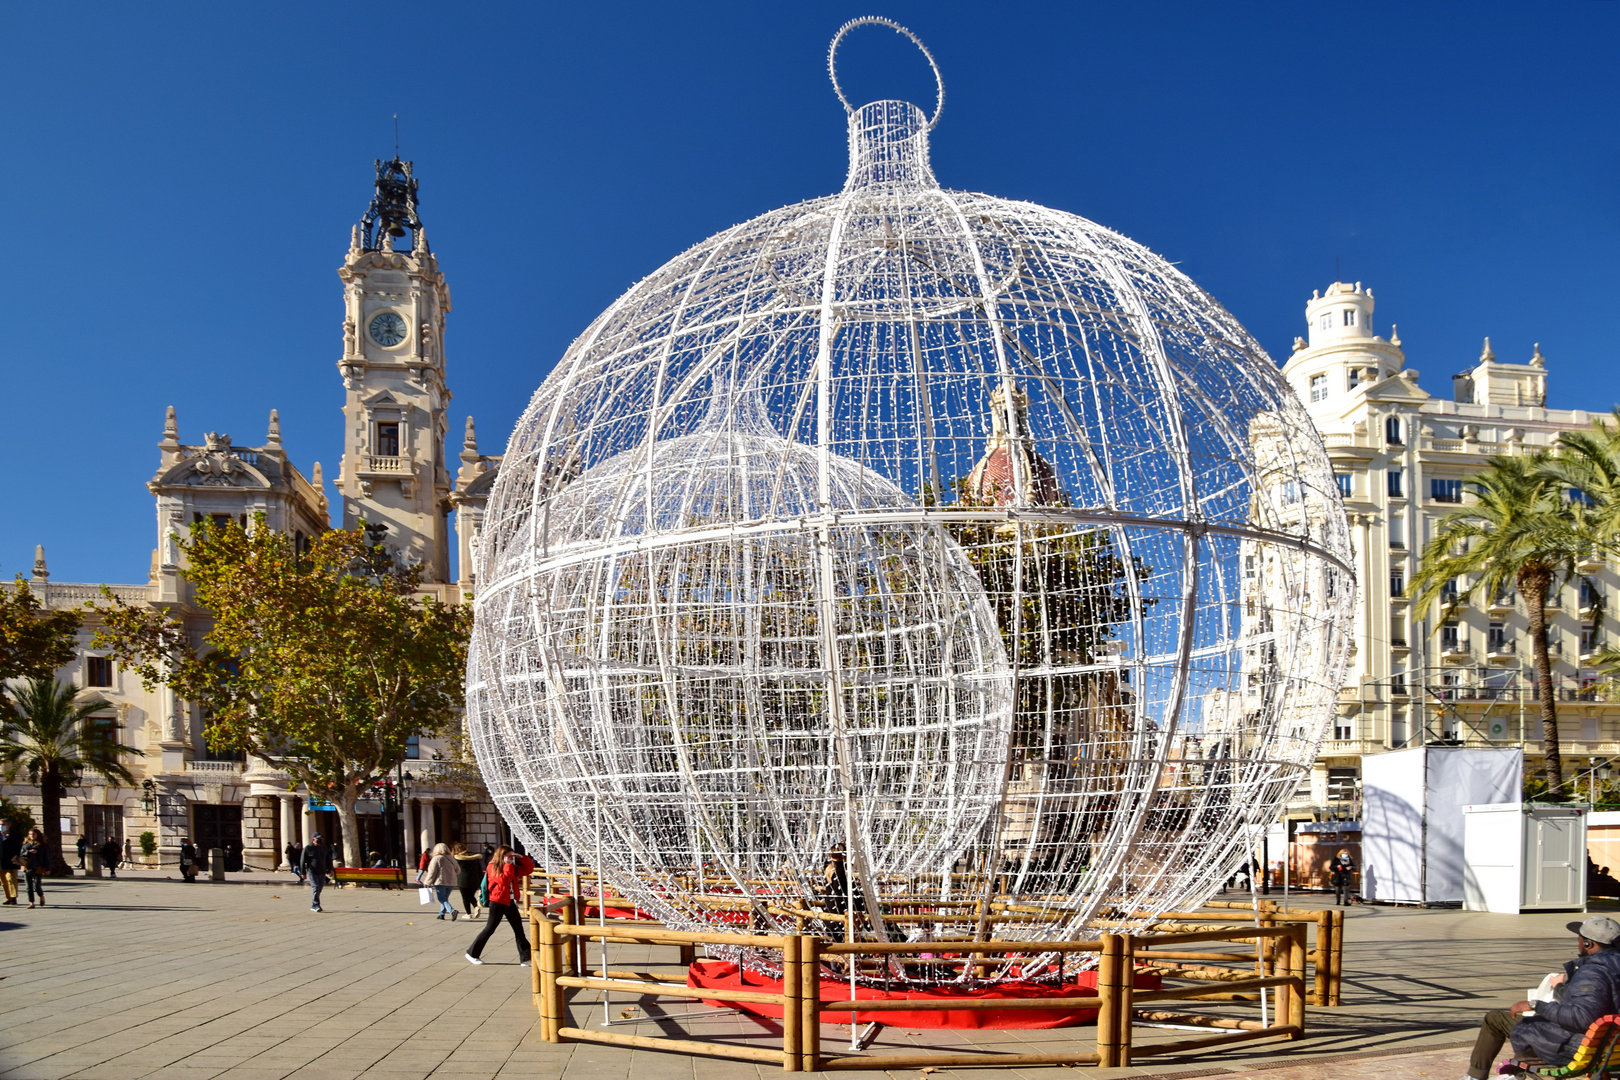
[468,92,1353,958]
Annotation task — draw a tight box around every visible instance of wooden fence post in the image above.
[1097,933,1121,1068]
[800,935,821,1072]
[1118,932,1135,1068]
[537,917,557,1042]
[563,896,584,977]
[782,935,801,1072]
[530,912,542,999]
[1314,908,1331,1006]
[1329,908,1344,1007]
[1288,925,1307,1034]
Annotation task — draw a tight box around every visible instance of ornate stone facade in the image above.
[1,159,504,871]
[1284,281,1620,817]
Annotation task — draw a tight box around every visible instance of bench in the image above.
[333,866,406,889]
[1509,1014,1620,1078]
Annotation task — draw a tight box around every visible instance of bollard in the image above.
[210,847,226,881]
[85,850,102,878]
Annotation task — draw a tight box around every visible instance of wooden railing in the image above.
[529,914,1314,1071]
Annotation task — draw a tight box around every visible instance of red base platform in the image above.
[687,960,1162,1030]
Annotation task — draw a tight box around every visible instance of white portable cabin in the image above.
[1360,746,1523,904]
[1462,803,1588,913]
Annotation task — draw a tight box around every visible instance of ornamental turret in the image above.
[335,157,453,584]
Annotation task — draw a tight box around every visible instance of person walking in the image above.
[19,828,48,908]
[0,820,20,905]
[452,842,484,919]
[286,839,304,884]
[423,843,459,920]
[301,833,333,912]
[1330,848,1358,906]
[100,836,120,879]
[465,845,534,965]
[75,835,87,870]
[179,838,197,882]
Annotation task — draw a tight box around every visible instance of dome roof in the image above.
[468,19,1354,974]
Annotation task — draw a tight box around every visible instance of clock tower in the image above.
[335,157,453,584]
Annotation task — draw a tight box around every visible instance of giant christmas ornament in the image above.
[467,18,1354,984]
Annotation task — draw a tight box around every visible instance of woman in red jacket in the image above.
[465,845,535,965]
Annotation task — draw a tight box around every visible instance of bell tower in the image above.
[335,157,453,583]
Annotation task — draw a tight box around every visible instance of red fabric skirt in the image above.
[686,959,1161,1030]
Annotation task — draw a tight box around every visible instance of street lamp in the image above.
[140,778,157,815]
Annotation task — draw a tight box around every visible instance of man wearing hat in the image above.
[299,834,333,913]
[1464,915,1620,1080]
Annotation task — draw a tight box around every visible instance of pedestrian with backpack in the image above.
[465,845,534,965]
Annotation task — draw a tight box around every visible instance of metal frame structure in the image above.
[467,19,1354,985]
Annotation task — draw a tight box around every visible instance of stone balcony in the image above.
[184,760,245,775]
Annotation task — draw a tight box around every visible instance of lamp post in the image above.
[392,761,413,869]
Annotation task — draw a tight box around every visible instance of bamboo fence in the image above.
[530,912,1317,1070]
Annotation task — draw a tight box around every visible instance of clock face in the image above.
[368,311,408,347]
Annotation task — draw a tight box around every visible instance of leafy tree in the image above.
[94,520,471,867]
[1412,454,1594,798]
[944,475,1141,766]
[0,576,81,687]
[0,794,36,836]
[0,676,134,875]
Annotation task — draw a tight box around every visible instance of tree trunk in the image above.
[1522,568,1564,798]
[337,786,362,869]
[41,772,70,877]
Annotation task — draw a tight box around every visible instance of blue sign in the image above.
[308,800,336,811]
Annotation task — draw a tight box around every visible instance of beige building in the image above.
[1282,281,1618,818]
[1,158,504,871]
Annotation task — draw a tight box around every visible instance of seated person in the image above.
[1465,916,1620,1080]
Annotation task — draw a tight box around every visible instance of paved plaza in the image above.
[0,873,1596,1079]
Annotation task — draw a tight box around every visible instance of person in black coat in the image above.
[1465,916,1620,1079]
[300,834,333,912]
[0,821,21,904]
[1329,848,1357,905]
[286,840,304,884]
[100,837,120,879]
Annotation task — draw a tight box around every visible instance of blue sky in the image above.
[1,1,1615,584]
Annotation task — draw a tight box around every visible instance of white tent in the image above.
[1361,746,1523,904]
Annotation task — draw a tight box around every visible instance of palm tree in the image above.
[1545,409,1620,546]
[1411,454,1594,799]
[0,676,135,875]
[1546,411,1620,702]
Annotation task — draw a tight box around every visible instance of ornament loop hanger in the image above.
[827,16,945,131]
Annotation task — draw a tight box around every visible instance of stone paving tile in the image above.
[0,881,1595,1080]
